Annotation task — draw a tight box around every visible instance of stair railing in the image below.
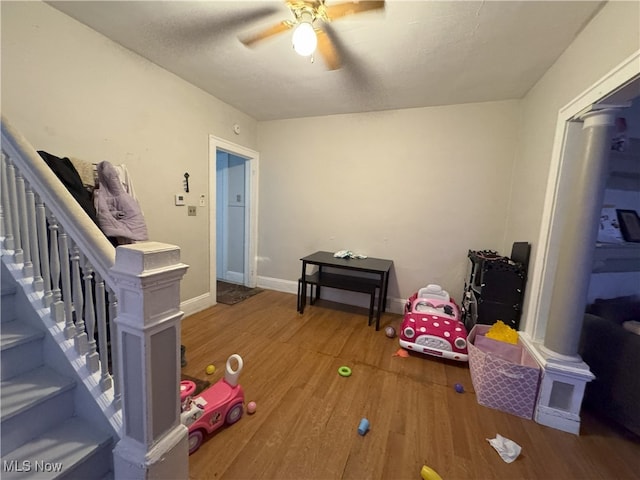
[1,115,190,477]
[1,115,123,419]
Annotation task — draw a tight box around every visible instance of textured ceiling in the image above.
[48,1,604,121]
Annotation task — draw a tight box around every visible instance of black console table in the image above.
[297,251,393,330]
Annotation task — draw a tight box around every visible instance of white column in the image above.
[543,108,619,357]
[111,242,189,480]
[534,108,619,435]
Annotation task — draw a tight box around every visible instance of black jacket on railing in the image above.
[38,150,98,226]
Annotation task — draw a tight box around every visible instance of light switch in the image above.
[199,194,206,207]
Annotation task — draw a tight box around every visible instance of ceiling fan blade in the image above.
[316,28,341,70]
[172,6,282,45]
[324,1,385,21]
[240,21,292,47]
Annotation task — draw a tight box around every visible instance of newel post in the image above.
[111,242,189,479]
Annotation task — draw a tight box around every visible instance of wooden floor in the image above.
[181,290,640,480]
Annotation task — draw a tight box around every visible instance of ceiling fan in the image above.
[239,1,385,70]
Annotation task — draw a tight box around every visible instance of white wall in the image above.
[4,1,639,318]
[256,101,520,302]
[504,0,640,330]
[1,1,258,303]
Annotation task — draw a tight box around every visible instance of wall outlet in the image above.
[188,206,197,216]
[175,194,185,206]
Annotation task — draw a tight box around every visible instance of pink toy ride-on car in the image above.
[180,354,245,454]
[399,285,469,362]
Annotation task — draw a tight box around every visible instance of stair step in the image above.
[0,320,45,381]
[1,416,113,480]
[1,367,76,456]
[1,284,17,324]
[1,367,75,420]
[0,320,44,350]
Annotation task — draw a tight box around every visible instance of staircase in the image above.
[1,114,189,479]
[1,261,114,479]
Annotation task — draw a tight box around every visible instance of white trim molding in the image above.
[523,50,640,342]
[208,136,259,302]
[180,292,213,317]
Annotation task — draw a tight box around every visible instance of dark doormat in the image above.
[217,280,263,305]
[181,374,211,397]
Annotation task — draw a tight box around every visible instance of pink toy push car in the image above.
[399,285,469,362]
[180,354,245,454]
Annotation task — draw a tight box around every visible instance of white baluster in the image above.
[25,184,44,291]
[0,153,14,250]
[0,197,4,241]
[95,272,113,391]
[108,288,121,410]
[58,228,75,340]
[36,195,53,307]
[84,261,99,373]
[48,215,64,322]
[5,159,23,263]
[15,171,33,277]
[71,244,88,354]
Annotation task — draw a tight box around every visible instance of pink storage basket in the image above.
[468,324,541,419]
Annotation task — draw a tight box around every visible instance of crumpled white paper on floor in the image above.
[486,434,522,463]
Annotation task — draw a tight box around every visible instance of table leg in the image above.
[299,261,307,314]
[368,287,376,327]
[314,266,323,303]
[375,275,385,331]
[381,271,389,312]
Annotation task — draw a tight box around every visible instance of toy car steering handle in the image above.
[224,354,243,387]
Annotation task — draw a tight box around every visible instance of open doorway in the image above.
[209,136,259,303]
[216,151,247,284]
[523,52,640,343]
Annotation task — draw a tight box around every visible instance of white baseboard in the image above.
[257,276,298,294]
[180,292,213,317]
[386,298,406,315]
[180,278,406,317]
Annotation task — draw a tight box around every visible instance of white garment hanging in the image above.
[112,164,138,201]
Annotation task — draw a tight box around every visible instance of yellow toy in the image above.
[206,364,216,375]
[485,320,518,345]
[420,464,443,480]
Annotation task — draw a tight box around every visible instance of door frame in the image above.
[209,135,259,301]
[216,155,230,280]
[522,50,640,342]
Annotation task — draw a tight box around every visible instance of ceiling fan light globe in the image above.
[292,21,317,57]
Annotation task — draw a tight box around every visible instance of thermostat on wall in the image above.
[175,194,186,206]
